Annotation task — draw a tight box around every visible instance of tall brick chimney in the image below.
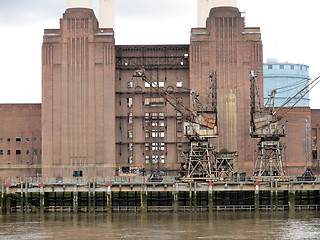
[99,0,115,29]
[67,0,92,9]
[197,0,238,27]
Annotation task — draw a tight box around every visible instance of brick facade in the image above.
[0,7,316,179]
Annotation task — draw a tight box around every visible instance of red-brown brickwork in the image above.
[0,104,41,180]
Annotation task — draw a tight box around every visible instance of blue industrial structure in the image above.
[263,59,310,107]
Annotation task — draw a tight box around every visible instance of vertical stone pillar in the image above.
[193,182,197,209]
[93,182,96,212]
[275,189,278,211]
[141,186,148,213]
[20,183,24,211]
[288,189,295,212]
[106,185,112,213]
[5,186,10,214]
[189,182,193,210]
[172,184,179,213]
[73,185,78,213]
[270,190,274,211]
[208,184,213,212]
[254,185,260,212]
[0,185,4,214]
[88,182,91,212]
[25,183,28,211]
[40,187,45,214]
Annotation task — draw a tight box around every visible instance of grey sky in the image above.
[0,0,319,107]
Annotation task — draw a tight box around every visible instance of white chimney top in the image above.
[67,0,93,9]
[99,0,115,29]
[198,0,238,27]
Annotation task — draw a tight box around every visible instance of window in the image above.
[159,82,164,88]
[145,112,150,119]
[313,150,317,159]
[291,65,295,69]
[160,155,165,164]
[16,150,21,155]
[16,138,21,142]
[33,138,37,142]
[151,121,165,127]
[7,138,10,142]
[280,65,284,69]
[177,112,182,120]
[177,143,183,150]
[300,65,303,70]
[127,81,133,88]
[128,113,133,124]
[128,156,133,164]
[145,130,150,138]
[151,130,164,138]
[33,150,37,155]
[312,139,317,147]
[151,143,165,151]
[0,150,3,155]
[145,143,150,151]
[152,143,158,151]
[128,130,133,139]
[152,155,158,164]
[159,113,165,120]
[128,143,133,152]
[145,119,150,127]
[177,131,183,138]
[145,82,150,88]
[145,156,150,164]
[0,138,3,142]
[177,82,182,88]
[127,98,133,108]
[145,97,165,107]
[7,150,10,155]
[26,150,30,155]
[26,138,29,142]
[268,65,272,69]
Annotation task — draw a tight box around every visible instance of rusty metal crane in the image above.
[250,70,320,178]
[132,69,223,181]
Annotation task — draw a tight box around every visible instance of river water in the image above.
[0,211,319,240]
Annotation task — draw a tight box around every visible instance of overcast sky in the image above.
[0,0,319,107]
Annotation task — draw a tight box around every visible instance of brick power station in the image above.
[0,0,319,180]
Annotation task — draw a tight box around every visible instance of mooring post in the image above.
[208,183,213,213]
[193,182,197,209]
[288,184,295,212]
[25,183,28,212]
[0,185,4,214]
[275,183,278,211]
[40,186,45,214]
[254,183,260,212]
[5,186,10,214]
[92,181,96,213]
[73,185,78,213]
[270,180,274,211]
[20,183,24,211]
[172,183,179,213]
[189,182,193,210]
[141,185,148,213]
[88,182,91,212]
[106,185,112,213]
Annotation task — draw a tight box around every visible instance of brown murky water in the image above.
[0,211,319,239]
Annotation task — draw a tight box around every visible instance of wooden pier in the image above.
[1,178,320,213]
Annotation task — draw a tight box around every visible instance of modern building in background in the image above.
[263,59,310,107]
